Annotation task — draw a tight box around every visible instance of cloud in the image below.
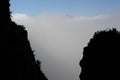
[12,13,29,20]
[12,12,120,80]
[74,14,110,21]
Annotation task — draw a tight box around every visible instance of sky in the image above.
[10,0,120,16]
[10,0,120,80]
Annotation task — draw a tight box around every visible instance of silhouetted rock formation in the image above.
[1,0,47,80]
[80,28,120,80]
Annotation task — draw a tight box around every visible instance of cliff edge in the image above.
[0,0,48,80]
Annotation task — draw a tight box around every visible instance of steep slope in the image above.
[0,0,48,80]
[80,28,120,80]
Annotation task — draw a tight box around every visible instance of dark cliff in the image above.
[80,28,120,80]
[0,0,47,80]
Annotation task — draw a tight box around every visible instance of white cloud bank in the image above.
[12,12,120,80]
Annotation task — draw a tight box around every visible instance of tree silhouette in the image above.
[80,28,120,80]
[1,0,48,80]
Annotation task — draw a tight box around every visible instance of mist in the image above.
[12,10,120,80]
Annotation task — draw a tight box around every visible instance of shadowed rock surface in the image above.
[0,0,48,80]
[80,28,120,80]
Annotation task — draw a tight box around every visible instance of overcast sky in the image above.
[10,0,120,80]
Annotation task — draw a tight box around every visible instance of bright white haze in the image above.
[12,10,120,80]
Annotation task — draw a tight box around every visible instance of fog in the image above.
[12,11,120,80]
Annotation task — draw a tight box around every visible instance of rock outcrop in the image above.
[0,0,48,80]
[80,28,120,80]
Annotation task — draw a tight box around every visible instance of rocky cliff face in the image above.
[80,28,120,80]
[0,0,47,80]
